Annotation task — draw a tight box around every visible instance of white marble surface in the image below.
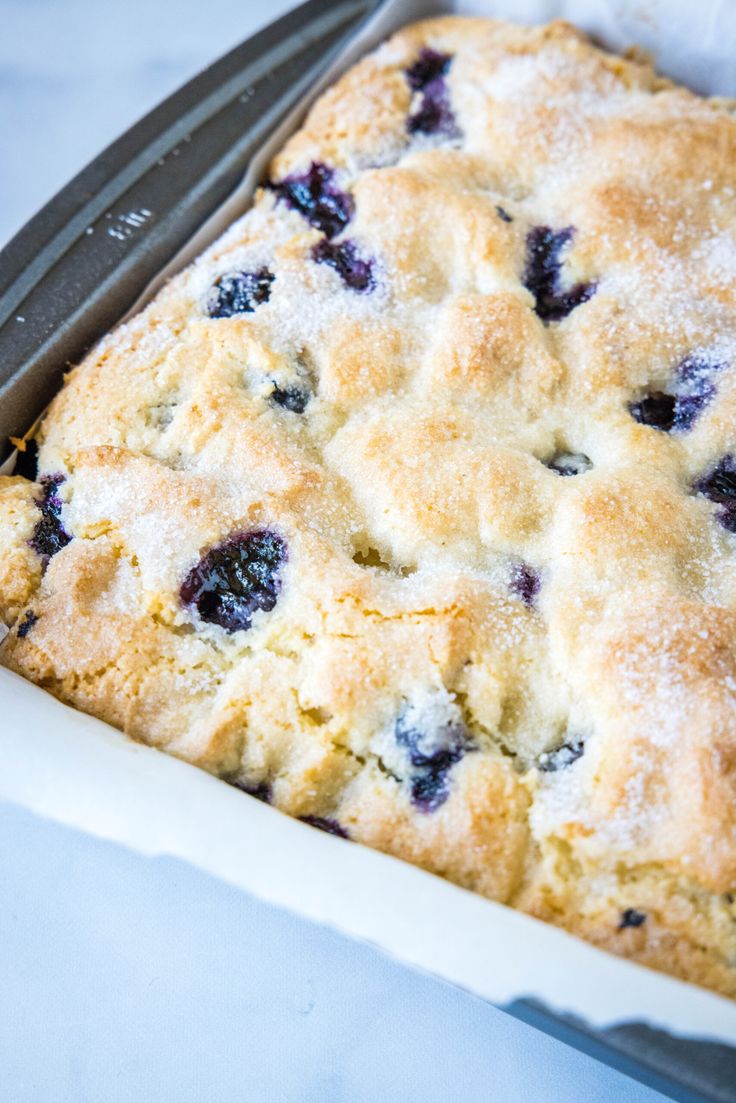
[0,3,671,1100]
[0,0,295,247]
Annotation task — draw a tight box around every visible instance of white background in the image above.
[0,1,669,1099]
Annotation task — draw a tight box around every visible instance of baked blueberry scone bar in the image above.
[2,16,736,998]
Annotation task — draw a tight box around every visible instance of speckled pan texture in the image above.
[3,15,736,998]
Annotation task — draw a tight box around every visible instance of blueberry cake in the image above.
[3,16,736,998]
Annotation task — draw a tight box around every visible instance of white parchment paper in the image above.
[4,0,736,1045]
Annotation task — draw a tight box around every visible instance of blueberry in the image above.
[394,699,469,813]
[496,205,513,224]
[299,815,349,839]
[16,610,38,638]
[630,355,724,433]
[546,452,592,476]
[618,908,647,929]
[230,779,272,803]
[395,711,466,770]
[629,392,677,431]
[180,529,286,633]
[694,455,736,532]
[13,439,39,481]
[207,268,274,318]
[410,770,452,812]
[29,474,71,563]
[538,738,584,772]
[407,82,458,138]
[510,562,541,608]
[696,456,736,503]
[271,162,353,240]
[672,354,721,430]
[523,226,596,323]
[406,48,451,91]
[674,386,715,431]
[271,384,310,414]
[405,48,459,137]
[311,238,375,292]
[679,353,718,384]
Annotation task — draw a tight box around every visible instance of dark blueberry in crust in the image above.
[29,474,71,563]
[13,439,39,481]
[180,529,286,633]
[405,49,459,138]
[539,738,584,772]
[495,205,513,223]
[674,387,715,432]
[406,48,451,91]
[696,456,736,503]
[629,392,677,432]
[271,162,353,240]
[395,706,469,813]
[407,82,458,138]
[630,355,724,433]
[271,384,310,414]
[16,610,38,639]
[395,710,466,770]
[676,354,721,430]
[546,452,592,476]
[299,815,349,839]
[230,779,272,803]
[523,226,597,323]
[695,455,736,533]
[207,268,274,318]
[510,562,541,608]
[410,770,452,813]
[618,908,647,930]
[311,238,375,292]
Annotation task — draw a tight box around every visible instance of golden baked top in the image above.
[3,16,736,996]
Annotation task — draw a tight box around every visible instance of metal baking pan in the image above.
[0,2,734,1099]
[0,0,385,453]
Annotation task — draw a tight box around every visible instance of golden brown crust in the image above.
[3,16,736,997]
[0,477,43,626]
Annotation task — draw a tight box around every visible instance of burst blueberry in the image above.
[271,384,310,414]
[394,702,469,813]
[523,226,596,323]
[630,354,723,433]
[299,815,349,839]
[271,162,353,239]
[619,908,646,929]
[29,474,71,563]
[496,205,513,224]
[670,352,715,430]
[694,455,736,532]
[207,268,274,318]
[674,354,720,430]
[405,48,459,137]
[406,48,451,91]
[410,770,452,813]
[312,238,374,292]
[511,562,541,608]
[230,779,272,803]
[180,529,286,633]
[16,610,38,639]
[629,392,677,431]
[675,386,715,431]
[395,710,466,770]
